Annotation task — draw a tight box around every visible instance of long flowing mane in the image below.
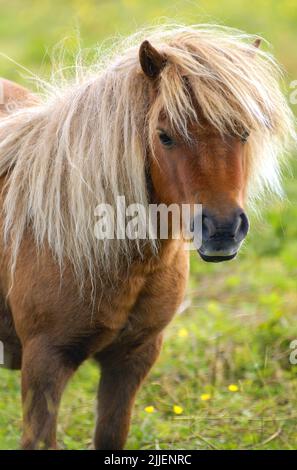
[0,24,295,285]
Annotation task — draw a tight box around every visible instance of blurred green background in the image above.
[0,0,297,450]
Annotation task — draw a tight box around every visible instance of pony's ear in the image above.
[139,40,167,79]
[247,38,261,58]
[253,38,261,49]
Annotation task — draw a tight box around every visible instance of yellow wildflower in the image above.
[228,384,239,392]
[173,405,183,415]
[178,328,189,338]
[144,406,155,413]
[200,393,211,401]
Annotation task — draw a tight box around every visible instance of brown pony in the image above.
[0,25,294,449]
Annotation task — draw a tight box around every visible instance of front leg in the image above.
[94,334,162,450]
[94,241,189,449]
[21,335,79,449]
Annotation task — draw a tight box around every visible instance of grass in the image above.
[0,0,297,450]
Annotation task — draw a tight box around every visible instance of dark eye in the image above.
[158,131,174,148]
[241,130,250,143]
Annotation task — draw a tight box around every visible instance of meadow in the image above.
[0,0,297,450]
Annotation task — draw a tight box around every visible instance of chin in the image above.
[198,251,237,263]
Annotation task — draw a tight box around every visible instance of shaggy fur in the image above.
[0,24,295,286]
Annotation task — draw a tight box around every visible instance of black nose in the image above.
[202,209,249,243]
[198,209,249,262]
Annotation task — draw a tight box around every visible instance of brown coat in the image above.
[0,81,189,448]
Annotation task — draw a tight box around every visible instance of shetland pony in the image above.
[0,25,295,449]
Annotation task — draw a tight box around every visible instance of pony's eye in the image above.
[241,130,250,143]
[158,131,174,148]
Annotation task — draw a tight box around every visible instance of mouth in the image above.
[198,251,237,263]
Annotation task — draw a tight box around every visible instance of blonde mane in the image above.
[0,24,295,285]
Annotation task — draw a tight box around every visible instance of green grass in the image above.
[1,0,297,450]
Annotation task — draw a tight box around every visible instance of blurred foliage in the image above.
[0,0,297,450]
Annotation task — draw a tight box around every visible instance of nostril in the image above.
[235,212,249,241]
[202,214,216,240]
[202,210,249,243]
